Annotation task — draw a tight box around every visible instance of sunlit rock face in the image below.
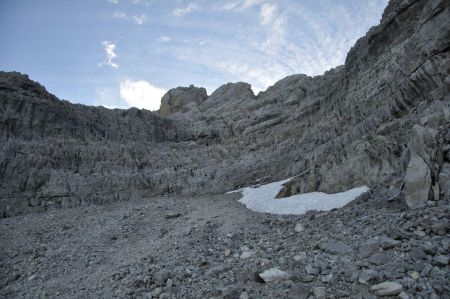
[159,85,207,116]
[1,0,449,217]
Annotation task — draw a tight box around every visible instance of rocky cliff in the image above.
[0,0,449,217]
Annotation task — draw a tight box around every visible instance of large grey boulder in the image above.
[404,153,432,208]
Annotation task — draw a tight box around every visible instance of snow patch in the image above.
[231,178,369,215]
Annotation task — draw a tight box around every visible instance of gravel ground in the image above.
[1,185,449,298]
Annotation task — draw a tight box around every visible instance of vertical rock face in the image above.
[1,0,449,217]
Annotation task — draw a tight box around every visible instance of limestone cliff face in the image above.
[0,0,449,217]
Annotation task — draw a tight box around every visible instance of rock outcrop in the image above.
[159,85,207,116]
[0,0,449,217]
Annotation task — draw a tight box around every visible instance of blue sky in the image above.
[0,0,388,110]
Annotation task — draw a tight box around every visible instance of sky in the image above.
[0,0,388,111]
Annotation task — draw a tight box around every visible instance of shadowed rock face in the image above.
[1,0,449,217]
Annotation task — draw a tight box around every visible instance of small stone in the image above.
[421,241,437,255]
[358,269,378,284]
[287,283,311,299]
[411,271,420,280]
[410,247,427,260]
[379,235,401,249]
[165,212,181,219]
[224,249,231,256]
[240,251,255,259]
[259,267,289,282]
[207,265,228,276]
[155,270,172,286]
[433,255,449,266]
[370,281,402,296]
[414,230,426,237]
[321,241,352,255]
[305,264,319,275]
[385,228,404,240]
[299,274,315,283]
[293,251,307,262]
[28,274,36,281]
[314,287,326,299]
[321,273,333,283]
[151,287,163,297]
[239,292,249,299]
[368,253,389,265]
[217,285,238,299]
[431,221,449,235]
[295,223,305,233]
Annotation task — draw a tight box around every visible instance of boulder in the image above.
[403,153,432,208]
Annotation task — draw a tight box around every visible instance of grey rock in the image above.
[313,287,326,299]
[287,283,311,299]
[154,270,172,286]
[207,265,228,276]
[294,223,305,233]
[368,253,389,266]
[433,255,449,266]
[378,235,401,249]
[409,248,427,260]
[322,241,352,255]
[403,152,432,209]
[258,267,289,282]
[358,269,378,284]
[370,281,403,296]
[216,285,239,299]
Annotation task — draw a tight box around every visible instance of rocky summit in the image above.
[1,0,450,298]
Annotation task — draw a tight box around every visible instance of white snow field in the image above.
[230,178,369,215]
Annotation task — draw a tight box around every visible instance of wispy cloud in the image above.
[259,3,276,25]
[167,0,388,93]
[99,41,118,69]
[219,0,262,11]
[157,35,172,43]
[120,79,166,111]
[107,0,118,4]
[112,11,147,25]
[173,3,199,17]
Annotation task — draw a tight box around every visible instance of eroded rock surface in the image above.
[1,0,450,217]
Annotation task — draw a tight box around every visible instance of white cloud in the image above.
[120,80,166,111]
[113,11,147,25]
[260,3,277,25]
[133,14,147,25]
[107,0,118,4]
[173,3,199,17]
[113,11,126,19]
[99,41,118,69]
[158,35,172,43]
[219,0,262,11]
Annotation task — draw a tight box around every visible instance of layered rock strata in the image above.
[0,0,449,216]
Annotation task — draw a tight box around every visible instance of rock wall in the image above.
[0,0,449,217]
